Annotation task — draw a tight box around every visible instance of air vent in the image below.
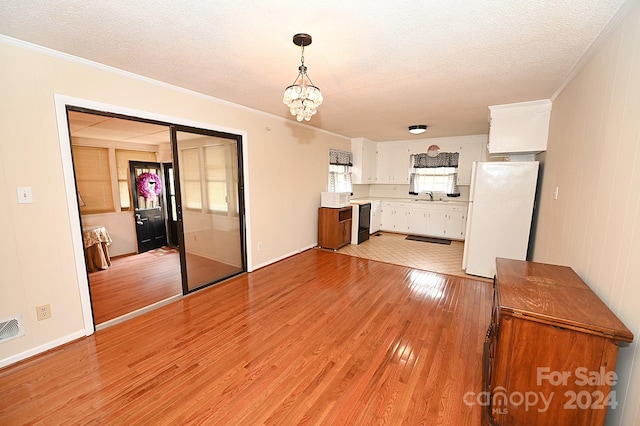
[0,315,25,343]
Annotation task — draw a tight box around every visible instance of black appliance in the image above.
[358,203,371,244]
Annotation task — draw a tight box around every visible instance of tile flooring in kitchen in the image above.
[336,231,492,282]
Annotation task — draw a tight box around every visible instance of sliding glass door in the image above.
[172,127,245,292]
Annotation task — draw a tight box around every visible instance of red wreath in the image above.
[137,172,163,200]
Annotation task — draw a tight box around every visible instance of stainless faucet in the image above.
[426,192,434,201]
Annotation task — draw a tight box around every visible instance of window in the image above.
[410,167,458,193]
[115,149,157,211]
[179,143,238,215]
[204,145,228,212]
[73,146,114,214]
[180,147,203,209]
[328,148,353,193]
[409,152,460,196]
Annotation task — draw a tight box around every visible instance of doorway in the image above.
[130,161,168,253]
[66,107,247,326]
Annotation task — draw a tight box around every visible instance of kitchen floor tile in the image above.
[336,232,491,282]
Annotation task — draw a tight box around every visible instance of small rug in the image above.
[405,235,451,245]
[149,246,177,256]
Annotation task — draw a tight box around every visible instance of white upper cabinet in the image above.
[376,142,410,184]
[457,141,486,185]
[351,137,378,184]
[488,99,552,155]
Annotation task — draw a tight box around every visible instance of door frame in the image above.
[55,94,253,335]
[171,126,247,294]
[130,160,168,253]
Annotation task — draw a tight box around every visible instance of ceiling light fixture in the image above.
[408,125,428,135]
[283,33,323,122]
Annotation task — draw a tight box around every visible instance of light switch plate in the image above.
[17,187,33,203]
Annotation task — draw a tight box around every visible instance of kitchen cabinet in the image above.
[380,202,394,232]
[370,200,382,233]
[424,210,447,238]
[351,137,377,184]
[407,208,428,235]
[318,207,352,250]
[380,202,409,232]
[376,142,411,184]
[380,201,467,240]
[484,258,633,426]
[457,141,486,185]
[444,209,466,239]
[488,99,551,156]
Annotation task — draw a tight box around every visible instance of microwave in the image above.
[321,191,351,208]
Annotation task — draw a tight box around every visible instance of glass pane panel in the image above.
[176,131,243,292]
[207,181,227,211]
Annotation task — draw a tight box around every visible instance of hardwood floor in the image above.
[89,248,243,325]
[88,248,182,325]
[0,249,492,425]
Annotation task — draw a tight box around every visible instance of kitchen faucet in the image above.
[426,192,434,201]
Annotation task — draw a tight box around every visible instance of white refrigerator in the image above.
[462,161,539,278]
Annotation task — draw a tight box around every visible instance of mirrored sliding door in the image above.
[173,128,245,292]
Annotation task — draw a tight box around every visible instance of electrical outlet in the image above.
[257,242,263,251]
[36,304,51,321]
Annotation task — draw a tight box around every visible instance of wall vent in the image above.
[0,315,25,343]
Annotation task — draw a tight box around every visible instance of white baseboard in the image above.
[251,244,317,271]
[0,330,86,369]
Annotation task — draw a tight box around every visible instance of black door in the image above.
[130,161,167,253]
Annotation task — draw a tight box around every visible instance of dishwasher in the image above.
[358,203,371,243]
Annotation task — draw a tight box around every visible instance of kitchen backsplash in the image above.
[354,184,470,202]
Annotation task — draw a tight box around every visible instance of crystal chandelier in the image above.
[283,33,323,122]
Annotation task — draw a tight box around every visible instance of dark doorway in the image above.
[130,161,168,253]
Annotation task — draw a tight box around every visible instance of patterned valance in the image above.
[412,152,459,168]
[329,148,353,166]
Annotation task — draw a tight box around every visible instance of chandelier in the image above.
[283,33,323,122]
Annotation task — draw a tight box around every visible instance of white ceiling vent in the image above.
[0,315,25,343]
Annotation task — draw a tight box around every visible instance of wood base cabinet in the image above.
[484,258,633,425]
[318,207,352,250]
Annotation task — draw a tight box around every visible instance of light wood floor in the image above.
[0,249,492,425]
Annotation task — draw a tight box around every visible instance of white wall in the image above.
[532,3,640,424]
[0,37,349,366]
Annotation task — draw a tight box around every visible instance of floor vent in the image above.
[0,315,25,343]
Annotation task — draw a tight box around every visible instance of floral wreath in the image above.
[137,172,163,200]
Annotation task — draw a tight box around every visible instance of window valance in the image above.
[412,152,459,168]
[329,148,353,166]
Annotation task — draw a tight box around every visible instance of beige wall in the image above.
[0,38,348,366]
[532,3,640,424]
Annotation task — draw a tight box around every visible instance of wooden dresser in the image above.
[318,207,352,250]
[484,258,633,425]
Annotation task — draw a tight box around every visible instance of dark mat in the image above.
[405,235,451,245]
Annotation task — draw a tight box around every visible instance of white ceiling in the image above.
[0,1,631,142]
[67,111,171,144]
